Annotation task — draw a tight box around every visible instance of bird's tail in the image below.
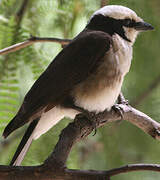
[10,118,39,166]
[3,114,30,139]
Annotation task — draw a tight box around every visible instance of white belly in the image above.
[33,79,122,140]
[74,79,123,113]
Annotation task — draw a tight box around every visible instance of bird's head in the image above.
[87,5,154,44]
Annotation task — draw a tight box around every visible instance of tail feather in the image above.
[3,115,28,139]
[10,118,39,166]
[3,116,18,138]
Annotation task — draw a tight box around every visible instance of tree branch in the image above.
[0,104,160,179]
[0,0,111,56]
[0,36,71,55]
[106,164,160,177]
[44,104,160,167]
[0,163,160,180]
[16,0,29,25]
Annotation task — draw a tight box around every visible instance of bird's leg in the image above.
[112,104,124,119]
[83,111,99,136]
[69,105,98,135]
[112,92,128,120]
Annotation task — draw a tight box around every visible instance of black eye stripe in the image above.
[124,19,132,25]
[86,14,136,42]
[123,18,136,27]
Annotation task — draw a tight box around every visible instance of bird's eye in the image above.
[124,18,132,26]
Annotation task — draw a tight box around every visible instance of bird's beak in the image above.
[134,21,154,31]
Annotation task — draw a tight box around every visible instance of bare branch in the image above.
[0,36,71,56]
[0,161,160,179]
[44,104,160,167]
[16,0,29,24]
[0,0,111,56]
[107,164,160,177]
[118,104,160,139]
[0,104,160,179]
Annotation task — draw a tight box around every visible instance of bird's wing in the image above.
[3,30,112,138]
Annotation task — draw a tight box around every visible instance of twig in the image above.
[0,36,71,56]
[132,74,160,106]
[16,0,29,24]
[0,104,159,179]
[0,163,159,180]
[44,104,160,167]
[118,104,160,139]
[107,164,160,177]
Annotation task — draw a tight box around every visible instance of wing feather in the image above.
[3,30,112,137]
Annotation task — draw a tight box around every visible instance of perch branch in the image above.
[0,104,160,179]
[45,104,160,167]
[0,163,160,180]
[0,36,71,55]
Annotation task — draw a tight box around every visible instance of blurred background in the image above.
[0,0,160,179]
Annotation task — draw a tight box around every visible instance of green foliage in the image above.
[0,0,160,180]
[0,16,19,133]
[0,0,51,133]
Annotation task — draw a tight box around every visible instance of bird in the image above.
[2,5,154,166]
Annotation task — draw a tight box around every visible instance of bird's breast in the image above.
[112,34,133,75]
[71,35,132,113]
[71,58,123,113]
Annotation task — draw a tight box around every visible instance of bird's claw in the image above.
[121,99,129,105]
[85,111,98,136]
[112,104,124,119]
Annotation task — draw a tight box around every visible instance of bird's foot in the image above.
[71,105,99,135]
[121,99,129,105]
[84,111,99,136]
[112,104,124,120]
